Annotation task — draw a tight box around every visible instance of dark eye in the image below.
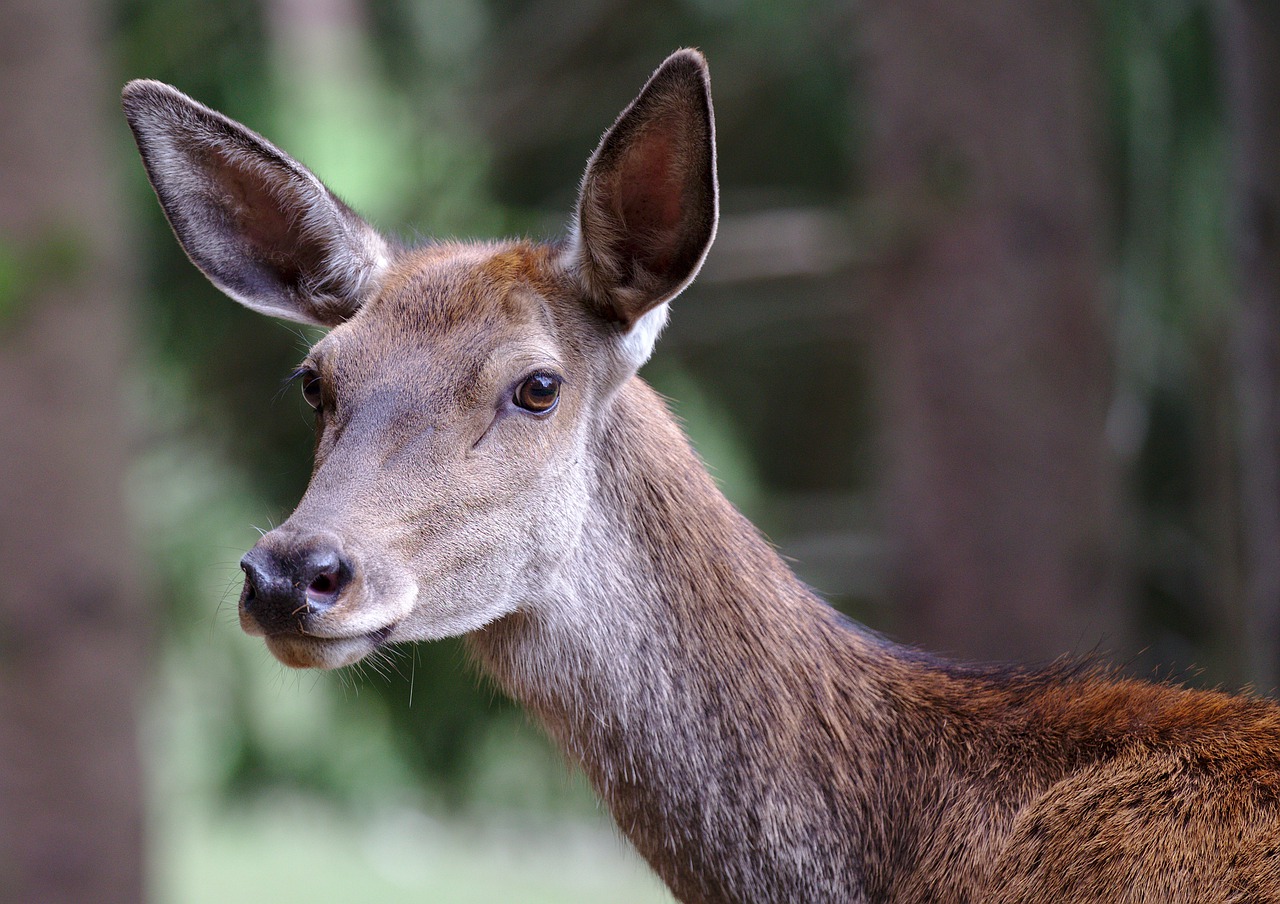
[299,369,323,411]
[513,372,561,414]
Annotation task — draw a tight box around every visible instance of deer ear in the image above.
[569,49,718,331]
[122,80,390,327]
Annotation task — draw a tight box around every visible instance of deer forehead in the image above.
[323,242,577,390]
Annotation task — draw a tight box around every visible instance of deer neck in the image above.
[469,376,896,902]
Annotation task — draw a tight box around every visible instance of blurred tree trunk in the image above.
[0,0,146,902]
[1220,0,1280,689]
[861,0,1126,662]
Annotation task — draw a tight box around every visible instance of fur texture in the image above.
[474,379,1280,904]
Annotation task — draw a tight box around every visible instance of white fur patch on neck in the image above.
[617,302,670,370]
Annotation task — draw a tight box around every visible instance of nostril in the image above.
[302,546,349,610]
[304,565,335,594]
[239,545,293,630]
[240,550,267,600]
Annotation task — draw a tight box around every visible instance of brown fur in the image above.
[474,378,1280,903]
[124,50,1280,904]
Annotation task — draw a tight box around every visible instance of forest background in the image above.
[1,0,1277,901]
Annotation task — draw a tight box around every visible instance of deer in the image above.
[123,49,1280,904]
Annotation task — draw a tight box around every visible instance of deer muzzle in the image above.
[239,533,352,636]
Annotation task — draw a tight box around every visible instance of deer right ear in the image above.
[568,50,718,334]
[122,80,390,327]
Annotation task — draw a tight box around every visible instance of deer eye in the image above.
[298,368,323,410]
[513,372,560,414]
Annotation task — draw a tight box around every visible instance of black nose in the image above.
[240,538,351,634]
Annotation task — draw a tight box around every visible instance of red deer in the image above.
[124,50,1280,903]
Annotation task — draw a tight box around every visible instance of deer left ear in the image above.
[569,49,718,332]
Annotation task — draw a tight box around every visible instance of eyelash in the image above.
[287,366,324,411]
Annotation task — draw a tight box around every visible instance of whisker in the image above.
[408,646,417,709]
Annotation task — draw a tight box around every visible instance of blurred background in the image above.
[1,0,1277,901]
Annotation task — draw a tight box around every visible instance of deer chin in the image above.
[262,626,395,669]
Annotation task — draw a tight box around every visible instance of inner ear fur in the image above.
[122,79,389,327]
[572,49,719,328]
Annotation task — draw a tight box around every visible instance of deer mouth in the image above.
[262,623,397,669]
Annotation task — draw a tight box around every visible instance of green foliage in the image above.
[0,227,92,333]
[152,796,673,902]
[1100,0,1238,676]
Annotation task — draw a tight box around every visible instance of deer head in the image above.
[124,50,717,669]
